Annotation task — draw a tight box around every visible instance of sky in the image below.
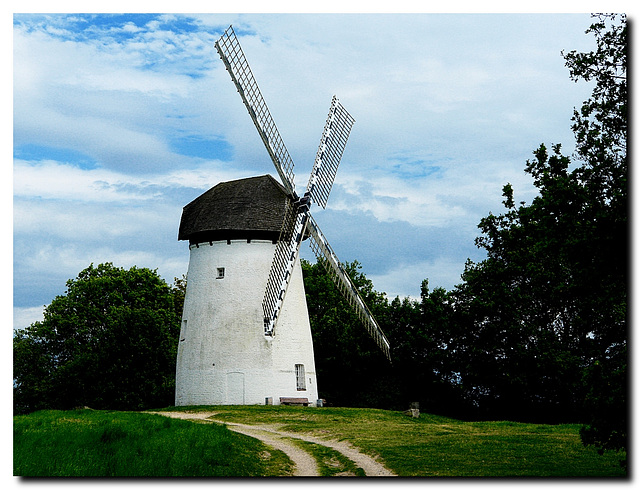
[12,11,603,330]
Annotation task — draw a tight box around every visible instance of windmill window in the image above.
[295,364,306,391]
[217,267,225,279]
[180,319,187,341]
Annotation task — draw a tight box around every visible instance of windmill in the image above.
[174,26,390,407]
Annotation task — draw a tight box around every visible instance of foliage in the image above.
[448,12,627,452]
[563,14,627,192]
[451,145,596,422]
[171,273,187,318]
[302,13,626,462]
[189,405,626,477]
[303,259,475,417]
[579,342,627,456]
[13,409,291,476]
[13,263,183,414]
[302,259,393,408]
[562,14,627,458]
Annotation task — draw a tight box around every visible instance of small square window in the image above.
[216,267,225,279]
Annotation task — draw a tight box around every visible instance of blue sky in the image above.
[13,12,603,329]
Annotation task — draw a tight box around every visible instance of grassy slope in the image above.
[14,406,626,477]
[13,409,292,477]
[178,405,626,477]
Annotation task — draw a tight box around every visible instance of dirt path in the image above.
[151,411,395,477]
[223,423,319,476]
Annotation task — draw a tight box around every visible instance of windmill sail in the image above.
[263,197,309,335]
[216,25,391,361]
[306,215,391,361]
[215,25,296,195]
[306,96,355,209]
[262,97,355,334]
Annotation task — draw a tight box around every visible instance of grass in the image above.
[14,406,627,477]
[13,409,292,477]
[166,405,627,477]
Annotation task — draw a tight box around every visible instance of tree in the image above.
[171,273,187,318]
[302,259,393,408]
[563,13,627,460]
[302,259,465,415]
[385,281,468,417]
[13,263,182,414]
[450,12,626,443]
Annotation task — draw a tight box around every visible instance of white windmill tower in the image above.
[175,26,390,407]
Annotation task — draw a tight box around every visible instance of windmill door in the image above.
[226,372,245,404]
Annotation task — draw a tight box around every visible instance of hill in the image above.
[14,406,626,477]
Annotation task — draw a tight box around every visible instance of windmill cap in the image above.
[178,174,292,243]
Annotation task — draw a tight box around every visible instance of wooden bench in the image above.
[279,397,309,406]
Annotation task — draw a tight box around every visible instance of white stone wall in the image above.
[175,239,319,406]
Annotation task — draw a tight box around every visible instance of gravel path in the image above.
[151,411,395,477]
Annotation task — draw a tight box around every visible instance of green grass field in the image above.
[14,406,626,477]
[13,409,292,477]
[165,405,627,477]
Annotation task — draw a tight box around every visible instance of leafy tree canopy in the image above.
[14,263,182,414]
[451,13,626,453]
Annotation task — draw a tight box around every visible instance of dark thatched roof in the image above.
[178,174,291,243]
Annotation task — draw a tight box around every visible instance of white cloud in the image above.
[13,306,45,331]
[14,159,156,202]
[13,198,179,241]
[18,242,188,292]
[369,256,470,300]
[13,22,218,173]
[328,158,538,231]
[331,177,467,228]
[14,157,252,205]
[12,13,601,316]
[162,162,253,191]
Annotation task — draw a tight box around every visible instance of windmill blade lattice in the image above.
[215,25,296,195]
[306,215,391,361]
[307,96,355,209]
[215,25,392,361]
[263,198,309,335]
[261,95,354,336]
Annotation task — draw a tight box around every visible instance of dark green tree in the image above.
[302,259,396,408]
[302,259,464,414]
[450,12,626,444]
[453,155,590,420]
[563,13,627,459]
[171,273,187,318]
[13,263,182,414]
[384,281,467,416]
